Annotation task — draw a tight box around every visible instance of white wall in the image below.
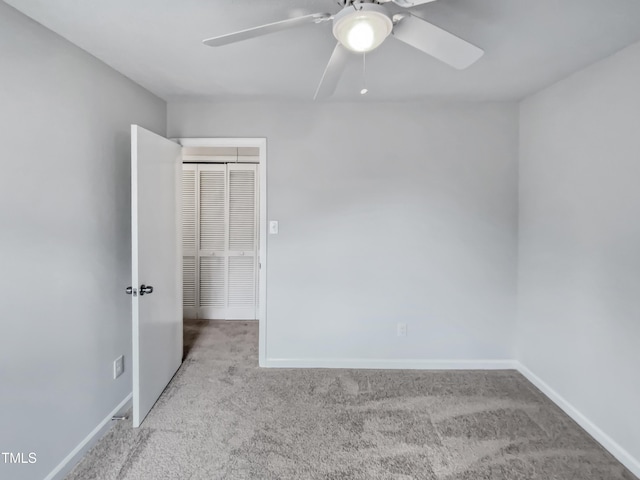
[518,40,640,471]
[0,4,166,480]
[169,100,519,365]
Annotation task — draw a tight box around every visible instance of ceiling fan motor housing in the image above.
[333,3,393,53]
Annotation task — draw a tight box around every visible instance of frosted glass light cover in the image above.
[333,4,393,53]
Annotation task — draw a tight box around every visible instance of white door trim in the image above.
[177,137,267,367]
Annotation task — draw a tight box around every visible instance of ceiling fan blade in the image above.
[390,0,438,7]
[392,14,483,69]
[314,43,349,100]
[203,13,331,47]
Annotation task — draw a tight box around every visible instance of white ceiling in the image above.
[6,0,640,102]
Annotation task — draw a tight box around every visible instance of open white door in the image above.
[130,125,182,427]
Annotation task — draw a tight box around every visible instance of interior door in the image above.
[198,164,227,319]
[226,163,258,319]
[131,125,182,427]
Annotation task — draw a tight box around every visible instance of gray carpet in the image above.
[67,320,636,480]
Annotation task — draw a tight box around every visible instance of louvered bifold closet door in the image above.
[198,164,227,319]
[182,165,197,318]
[226,164,258,319]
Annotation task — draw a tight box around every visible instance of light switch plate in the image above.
[269,220,279,234]
[113,355,124,379]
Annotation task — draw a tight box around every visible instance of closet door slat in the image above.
[199,256,226,308]
[183,256,197,308]
[228,256,256,308]
[182,167,197,255]
[228,168,256,252]
[199,168,226,252]
[182,165,198,317]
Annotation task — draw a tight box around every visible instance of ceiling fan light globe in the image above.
[348,21,375,52]
[333,4,393,53]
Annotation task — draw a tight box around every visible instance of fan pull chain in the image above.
[360,53,368,95]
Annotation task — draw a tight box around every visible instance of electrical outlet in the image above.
[113,355,124,379]
[397,323,407,337]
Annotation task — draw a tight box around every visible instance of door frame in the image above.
[177,137,267,367]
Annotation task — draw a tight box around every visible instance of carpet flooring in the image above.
[67,320,636,480]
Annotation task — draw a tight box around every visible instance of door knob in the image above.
[139,284,154,296]
[125,286,138,297]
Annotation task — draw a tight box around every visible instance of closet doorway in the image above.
[177,138,267,365]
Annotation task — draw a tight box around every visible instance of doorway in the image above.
[177,138,267,367]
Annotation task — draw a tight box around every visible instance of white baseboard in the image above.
[265,358,518,370]
[44,393,132,480]
[516,363,640,478]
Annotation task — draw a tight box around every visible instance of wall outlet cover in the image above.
[397,323,407,337]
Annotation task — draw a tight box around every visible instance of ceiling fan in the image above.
[202,0,483,99]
